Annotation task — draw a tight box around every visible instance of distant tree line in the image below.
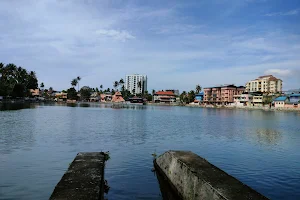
[0,63,38,97]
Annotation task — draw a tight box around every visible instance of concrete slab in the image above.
[154,150,269,200]
[50,152,105,200]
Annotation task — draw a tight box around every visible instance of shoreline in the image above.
[186,104,300,112]
[1,100,299,112]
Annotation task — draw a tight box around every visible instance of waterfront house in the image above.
[30,89,40,97]
[165,89,180,96]
[100,93,112,102]
[111,91,125,103]
[289,94,300,103]
[233,93,253,106]
[252,95,263,106]
[129,96,144,104]
[194,92,204,104]
[204,85,245,105]
[55,92,67,102]
[90,92,100,102]
[153,91,176,103]
[274,96,288,108]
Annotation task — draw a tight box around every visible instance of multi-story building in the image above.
[245,75,282,94]
[153,91,176,103]
[165,89,180,96]
[125,74,147,95]
[204,85,245,105]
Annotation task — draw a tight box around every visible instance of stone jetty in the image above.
[50,152,106,200]
[154,150,269,200]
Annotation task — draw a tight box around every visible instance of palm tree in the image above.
[196,84,202,94]
[100,85,103,89]
[119,78,124,91]
[40,82,44,96]
[71,79,78,88]
[113,81,119,91]
[77,76,81,92]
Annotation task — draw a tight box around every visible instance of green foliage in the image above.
[71,79,78,88]
[80,86,92,100]
[113,81,119,90]
[122,89,132,100]
[188,90,195,103]
[180,90,195,104]
[196,84,202,93]
[67,87,78,100]
[152,89,156,95]
[0,62,38,97]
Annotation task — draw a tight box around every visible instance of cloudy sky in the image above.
[0,0,300,91]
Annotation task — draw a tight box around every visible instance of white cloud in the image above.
[264,69,300,77]
[265,9,300,17]
[95,29,135,41]
[264,69,293,76]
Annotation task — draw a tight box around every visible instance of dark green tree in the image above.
[71,79,78,88]
[67,87,78,100]
[196,84,202,94]
[0,63,38,97]
[188,90,195,103]
[80,86,92,100]
[113,81,119,91]
[77,76,81,92]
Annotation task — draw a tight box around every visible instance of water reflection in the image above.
[256,128,282,145]
[0,103,38,111]
[0,107,37,154]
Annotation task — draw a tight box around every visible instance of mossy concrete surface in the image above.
[50,152,105,200]
[154,151,269,200]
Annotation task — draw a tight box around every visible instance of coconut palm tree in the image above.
[196,84,202,94]
[71,79,78,88]
[119,78,124,91]
[113,81,119,91]
[77,76,81,92]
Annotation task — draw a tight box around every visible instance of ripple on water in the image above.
[1,105,300,200]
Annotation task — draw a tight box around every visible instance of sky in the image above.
[0,0,300,92]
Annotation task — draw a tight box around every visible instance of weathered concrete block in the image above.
[154,151,269,200]
[50,152,105,200]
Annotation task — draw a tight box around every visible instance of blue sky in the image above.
[0,0,299,91]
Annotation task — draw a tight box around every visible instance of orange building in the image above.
[204,85,245,105]
[112,91,125,103]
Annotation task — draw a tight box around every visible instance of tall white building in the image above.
[245,75,282,94]
[125,74,147,94]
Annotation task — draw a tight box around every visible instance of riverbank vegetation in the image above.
[0,63,38,98]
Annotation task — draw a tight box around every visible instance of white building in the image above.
[245,75,282,94]
[125,74,147,94]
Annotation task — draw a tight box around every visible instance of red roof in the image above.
[155,91,175,96]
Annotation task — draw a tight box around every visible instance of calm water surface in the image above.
[0,103,300,199]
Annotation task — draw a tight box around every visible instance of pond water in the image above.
[0,103,300,199]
